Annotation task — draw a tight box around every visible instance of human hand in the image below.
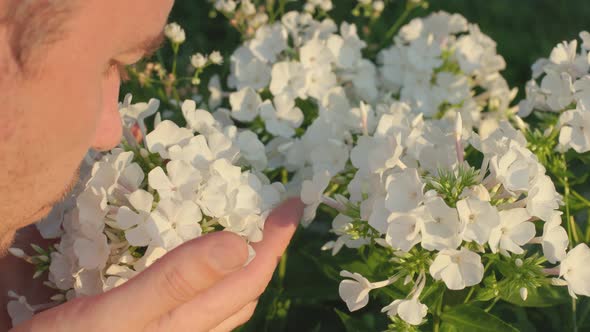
[8,198,304,332]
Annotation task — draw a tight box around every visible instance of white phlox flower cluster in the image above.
[518,31,590,153]
[378,12,517,129]
[209,0,269,33]
[318,103,586,326]
[164,22,186,44]
[12,95,284,310]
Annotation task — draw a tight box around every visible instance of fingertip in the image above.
[268,197,305,228]
[206,232,249,273]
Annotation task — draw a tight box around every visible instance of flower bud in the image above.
[519,287,528,301]
[8,248,26,258]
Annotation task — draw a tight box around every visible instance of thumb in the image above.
[12,232,249,332]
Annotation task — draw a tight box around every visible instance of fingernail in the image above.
[208,235,248,273]
[274,198,305,226]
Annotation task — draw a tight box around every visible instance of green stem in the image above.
[484,298,499,312]
[433,289,444,332]
[378,3,414,50]
[433,317,440,332]
[171,43,179,77]
[571,190,590,207]
[278,251,288,282]
[463,286,476,304]
[464,256,492,304]
[573,298,578,332]
[562,154,574,249]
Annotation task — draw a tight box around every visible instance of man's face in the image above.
[0,0,174,250]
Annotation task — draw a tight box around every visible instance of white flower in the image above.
[229,87,262,122]
[240,0,256,15]
[249,23,288,63]
[541,213,569,264]
[460,184,491,202]
[429,247,484,290]
[526,174,561,222]
[145,120,193,159]
[327,23,365,70]
[191,53,208,69]
[324,214,370,255]
[269,61,307,100]
[86,150,143,198]
[456,198,500,245]
[234,130,268,170]
[338,271,379,311]
[7,292,35,327]
[181,100,220,135]
[489,141,540,193]
[259,95,304,138]
[372,1,384,12]
[300,37,334,69]
[350,134,403,176]
[385,209,423,252]
[73,233,110,270]
[115,190,154,246]
[540,71,574,111]
[164,22,186,44]
[574,76,590,111]
[384,168,424,213]
[559,243,590,297]
[300,171,332,225]
[119,94,160,138]
[580,31,590,50]
[454,34,486,73]
[49,251,75,290]
[197,159,243,217]
[214,0,237,12]
[230,46,272,90]
[435,72,470,104]
[304,67,338,101]
[309,140,349,176]
[209,51,224,65]
[558,108,590,153]
[76,186,108,237]
[348,59,379,103]
[406,35,442,72]
[381,298,428,326]
[148,160,202,201]
[146,198,203,250]
[168,133,238,170]
[488,208,535,255]
[208,75,224,110]
[421,197,462,251]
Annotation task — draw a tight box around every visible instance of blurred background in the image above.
[124,1,590,331]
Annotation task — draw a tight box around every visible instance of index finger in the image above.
[146,197,304,332]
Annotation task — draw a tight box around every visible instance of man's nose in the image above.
[92,71,123,151]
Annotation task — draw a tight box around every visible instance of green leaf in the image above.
[334,309,368,332]
[30,244,46,255]
[500,285,570,307]
[441,304,519,332]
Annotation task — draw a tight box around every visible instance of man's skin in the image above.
[0,0,304,331]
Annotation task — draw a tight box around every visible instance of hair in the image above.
[0,0,74,72]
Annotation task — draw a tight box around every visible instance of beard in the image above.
[0,166,80,256]
[0,229,16,255]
